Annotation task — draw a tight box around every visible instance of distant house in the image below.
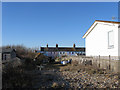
[37,44,85,59]
[83,20,120,60]
[0,48,16,61]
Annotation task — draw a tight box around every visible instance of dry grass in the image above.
[2,63,34,88]
[59,61,112,75]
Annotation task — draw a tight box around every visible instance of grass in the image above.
[59,61,112,75]
[2,58,36,89]
[3,57,119,88]
[3,65,34,88]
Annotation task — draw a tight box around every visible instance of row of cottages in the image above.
[37,44,85,58]
[83,20,120,60]
[0,48,16,62]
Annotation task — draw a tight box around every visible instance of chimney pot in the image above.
[56,44,58,48]
[47,44,48,48]
[73,44,75,48]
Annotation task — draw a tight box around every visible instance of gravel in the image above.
[57,65,120,88]
[33,62,120,88]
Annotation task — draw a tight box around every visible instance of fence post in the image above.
[109,55,111,70]
[99,55,100,67]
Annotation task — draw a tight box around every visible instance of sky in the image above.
[2,2,118,48]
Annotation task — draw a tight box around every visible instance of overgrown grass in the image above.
[2,63,34,88]
[2,45,50,89]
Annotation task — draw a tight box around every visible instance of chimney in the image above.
[73,44,75,48]
[47,44,48,48]
[56,44,58,48]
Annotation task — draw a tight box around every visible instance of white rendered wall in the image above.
[46,51,78,57]
[85,22,118,56]
[0,53,1,61]
[118,26,120,58]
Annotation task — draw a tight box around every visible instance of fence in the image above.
[62,56,120,73]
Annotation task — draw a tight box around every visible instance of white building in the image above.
[37,44,85,59]
[83,20,120,60]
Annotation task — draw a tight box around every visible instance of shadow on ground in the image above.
[32,61,70,88]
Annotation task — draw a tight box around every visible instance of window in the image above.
[108,30,114,49]
[72,52,74,54]
[2,54,3,60]
[5,54,6,60]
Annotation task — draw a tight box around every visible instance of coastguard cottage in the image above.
[37,44,85,59]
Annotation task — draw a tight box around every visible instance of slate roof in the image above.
[0,48,15,53]
[40,47,85,52]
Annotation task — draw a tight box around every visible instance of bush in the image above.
[2,63,33,88]
[3,45,36,60]
[35,54,49,65]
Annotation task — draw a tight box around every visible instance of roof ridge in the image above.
[95,20,120,24]
[83,20,120,38]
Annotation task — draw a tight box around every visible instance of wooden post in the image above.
[109,55,110,69]
[99,55,100,67]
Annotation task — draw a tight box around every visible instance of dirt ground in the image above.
[32,61,120,89]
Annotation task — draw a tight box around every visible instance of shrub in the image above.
[3,45,36,60]
[35,54,49,65]
[2,63,33,88]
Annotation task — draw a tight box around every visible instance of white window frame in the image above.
[108,30,114,49]
[60,52,62,54]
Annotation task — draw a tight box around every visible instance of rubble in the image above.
[33,62,120,88]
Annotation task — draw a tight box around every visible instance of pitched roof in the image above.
[40,47,85,52]
[0,48,15,53]
[95,20,120,24]
[83,20,120,38]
